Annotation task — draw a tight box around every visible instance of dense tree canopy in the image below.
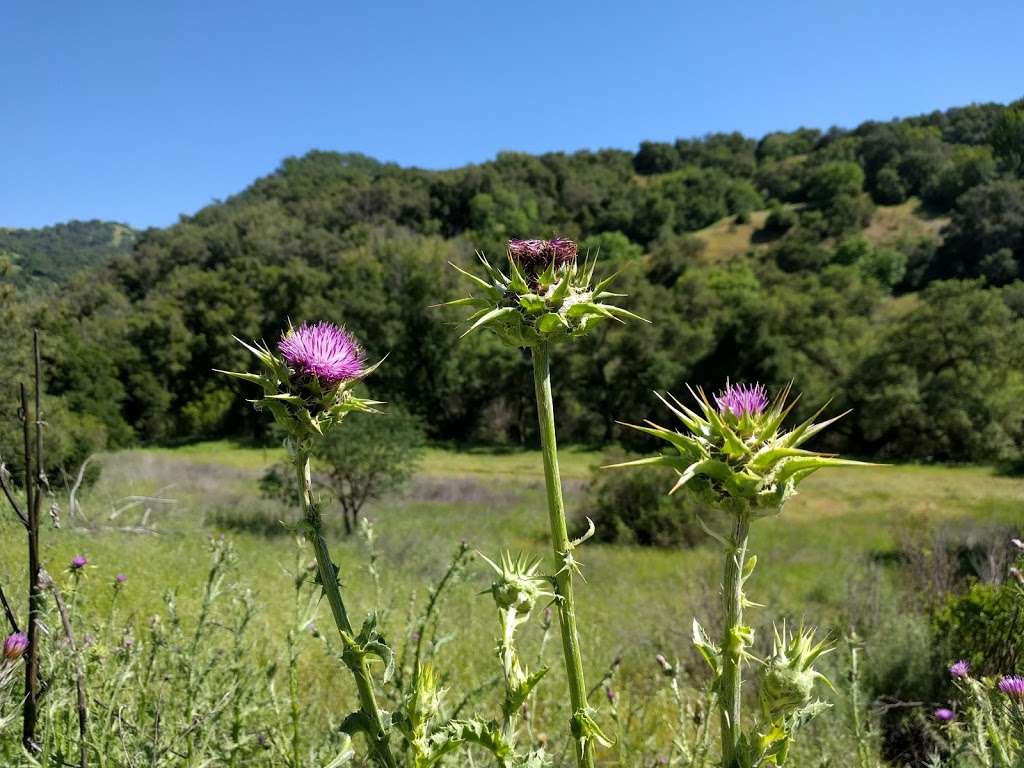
[2,98,1024,471]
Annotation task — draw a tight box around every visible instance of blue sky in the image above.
[3,1,1022,229]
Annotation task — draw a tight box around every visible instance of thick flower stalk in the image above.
[443,238,638,768]
[218,322,396,768]
[613,382,872,768]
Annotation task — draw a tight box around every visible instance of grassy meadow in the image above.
[1,441,1021,764]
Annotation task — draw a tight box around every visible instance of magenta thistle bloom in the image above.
[278,322,365,386]
[933,707,955,723]
[715,382,769,418]
[115,573,127,584]
[507,237,577,270]
[70,555,88,570]
[998,676,1024,698]
[3,632,27,660]
[949,660,970,679]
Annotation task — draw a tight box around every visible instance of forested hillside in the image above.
[3,99,1024,473]
[0,219,136,287]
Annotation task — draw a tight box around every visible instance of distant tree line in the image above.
[2,98,1023,475]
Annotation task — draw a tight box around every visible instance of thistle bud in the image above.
[612,382,873,517]
[3,632,27,661]
[442,237,646,348]
[758,624,833,721]
[483,552,551,617]
[217,321,382,448]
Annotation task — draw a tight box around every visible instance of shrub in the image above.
[932,580,1024,677]
[580,457,703,547]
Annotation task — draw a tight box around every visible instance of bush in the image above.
[932,580,1024,677]
[580,457,704,547]
[761,204,798,237]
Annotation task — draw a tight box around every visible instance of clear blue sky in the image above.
[3,1,1022,229]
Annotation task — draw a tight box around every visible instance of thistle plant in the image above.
[444,237,644,768]
[612,382,872,768]
[219,321,396,768]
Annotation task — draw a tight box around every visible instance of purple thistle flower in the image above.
[998,676,1024,698]
[715,382,769,418]
[115,574,127,584]
[506,237,577,271]
[70,555,88,571]
[279,322,365,386]
[933,707,955,723]
[3,632,28,660]
[949,660,970,679]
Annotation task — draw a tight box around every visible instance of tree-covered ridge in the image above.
[0,219,136,287]
[3,98,1024,472]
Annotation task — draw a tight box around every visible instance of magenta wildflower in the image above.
[933,707,955,723]
[278,322,365,386]
[715,382,769,418]
[70,555,88,570]
[949,660,970,679]
[507,237,577,270]
[115,573,127,584]
[3,632,27,660]
[998,676,1024,698]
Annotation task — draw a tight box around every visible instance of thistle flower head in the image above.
[934,708,956,723]
[949,660,970,679]
[998,676,1024,698]
[70,555,88,571]
[758,623,834,721]
[278,322,365,385]
[3,632,27,661]
[441,237,647,348]
[115,573,127,585]
[715,382,769,420]
[611,383,873,516]
[482,552,552,617]
[217,321,382,449]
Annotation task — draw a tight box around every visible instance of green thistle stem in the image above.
[294,452,396,768]
[531,343,595,768]
[720,513,750,768]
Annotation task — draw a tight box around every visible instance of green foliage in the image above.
[0,220,135,287]
[933,581,1024,677]
[581,457,704,547]
[262,408,426,534]
[991,105,1024,174]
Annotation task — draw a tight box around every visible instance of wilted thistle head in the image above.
[217,321,381,447]
[70,555,88,571]
[933,708,955,723]
[3,632,27,661]
[441,236,646,348]
[758,624,833,721]
[278,322,365,385]
[949,660,970,679]
[998,676,1024,698]
[611,382,873,516]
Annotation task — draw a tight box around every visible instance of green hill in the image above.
[0,219,136,287]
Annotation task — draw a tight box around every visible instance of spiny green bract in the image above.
[611,384,873,517]
[482,551,552,617]
[441,249,646,348]
[758,624,834,721]
[216,335,382,450]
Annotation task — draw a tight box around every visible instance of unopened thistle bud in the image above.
[441,237,647,348]
[611,382,873,517]
[217,321,382,447]
[3,632,27,661]
[482,552,552,617]
[758,624,833,721]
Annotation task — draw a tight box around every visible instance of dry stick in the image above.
[21,381,41,752]
[0,464,28,527]
[41,571,89,768]
[0,582,19,633]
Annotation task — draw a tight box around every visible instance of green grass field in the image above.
[1,442,1021,763]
